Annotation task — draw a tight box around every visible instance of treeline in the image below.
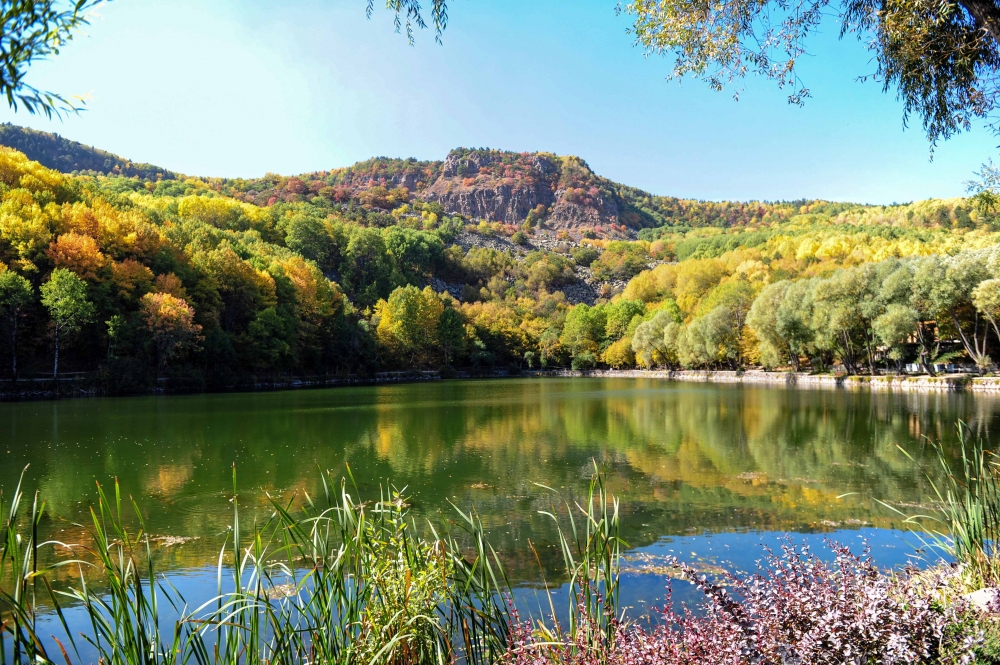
[0,124,175,181]
[0,145,997,394]
[617,247,1000,374]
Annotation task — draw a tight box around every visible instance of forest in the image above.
[0,139,995,393]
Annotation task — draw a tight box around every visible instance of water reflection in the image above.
[1,378,996,580]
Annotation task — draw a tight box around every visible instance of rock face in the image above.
[422,181,555,223]
[549,192,620,230]
[422,150,557,224]
[419,148,621,231]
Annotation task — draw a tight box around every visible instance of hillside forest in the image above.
[0,125,996,392]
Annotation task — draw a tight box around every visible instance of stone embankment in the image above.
[538,369,1000,393]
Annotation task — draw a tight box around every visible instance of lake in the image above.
[2,377,995,601]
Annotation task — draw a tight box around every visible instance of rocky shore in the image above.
[536,368,1000,393]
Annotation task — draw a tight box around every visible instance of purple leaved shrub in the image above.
[502,540,981,665]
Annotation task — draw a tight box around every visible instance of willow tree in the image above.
[623,0,999,145]
[383,0,999,145]
[1,0,101,117]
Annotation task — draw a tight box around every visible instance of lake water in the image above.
[2,377,996,604]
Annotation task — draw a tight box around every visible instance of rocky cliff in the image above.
[418,148,623,231]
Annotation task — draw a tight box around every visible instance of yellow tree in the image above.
[46,232,107,280]
[375,285,443,366]
[141,292,203,376]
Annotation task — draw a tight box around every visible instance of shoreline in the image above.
[3,367,999,402]
[539,368,1000,393]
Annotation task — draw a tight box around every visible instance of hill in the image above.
[0,125,872,236]
[0,129,994,394]
[0,124,176,181]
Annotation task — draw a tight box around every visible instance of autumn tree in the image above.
[0,270,33,380]
[40,267,93,379]
[375,285,444,366]
[437,305,466,366]
[46,232,107,280]
[141,292,203,376]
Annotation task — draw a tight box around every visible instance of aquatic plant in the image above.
[893,424,1000,589]
[1,465,516,665]
[1,460,991,665]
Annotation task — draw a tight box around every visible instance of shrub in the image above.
[571,245,599,267]
[503,540,980,665]
[571,351,597,370]
[512,230,529,245]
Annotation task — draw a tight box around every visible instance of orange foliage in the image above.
[46,232,107,280]
[141,292,203,361]
[111,259,154,295]
[155,273,188,299]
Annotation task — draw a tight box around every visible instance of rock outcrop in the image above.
[421,150,557,223]
[419,149,621,231]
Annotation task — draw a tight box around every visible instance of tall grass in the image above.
[894,423,1000,588]
[531,466,622,656]
[1,465,621,665]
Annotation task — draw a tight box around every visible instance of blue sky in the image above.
[0,0,994,204]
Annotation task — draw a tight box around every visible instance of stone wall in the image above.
[536,369,1000,394]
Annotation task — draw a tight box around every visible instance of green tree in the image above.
[437,305,465,366]
[967,160,1000,216]
[873,304,919,372]
[384,226,444,284]
[559,304,607,357]
[40,267,93,379]
[284,213,340,272]
[376,285,443,366]
[243,307,295,374]
[747,281,791,369]
[341,227,395,308]
[632,309,680,367]
[0,270,33,381]
[919,251,992,370]
[973,277,1000,348]
[603,298,646,342]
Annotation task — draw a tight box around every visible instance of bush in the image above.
[571,245,599,267]
[512,230,528,245]
[571,351,598,370]
[503,540,980,665]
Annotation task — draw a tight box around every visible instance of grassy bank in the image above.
[2,455,999,664]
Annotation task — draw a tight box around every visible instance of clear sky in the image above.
[0,0,994,204]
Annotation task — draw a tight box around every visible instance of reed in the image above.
[893,423,1000,588]
[1,464,620,665]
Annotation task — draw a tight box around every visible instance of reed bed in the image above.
[5,445,1000,665]
[0,466,621,665]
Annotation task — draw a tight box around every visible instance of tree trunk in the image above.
[52,327,59,381]
[950,310,990,372]
[916,321,937,375]
[9,314,16,383]
[958,0,1000,43]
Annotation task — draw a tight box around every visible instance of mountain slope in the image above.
[0,125,872,235]
[0,124,176,181]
